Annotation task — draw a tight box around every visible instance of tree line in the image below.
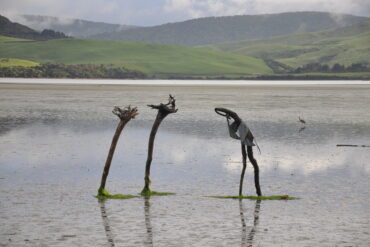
[294,63,370,73]
[0,63,147,79]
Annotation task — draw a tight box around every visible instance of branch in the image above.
[148,94,177,114]
[215,107,241,122]
[112,105,139,120]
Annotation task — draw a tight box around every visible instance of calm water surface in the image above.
[0,82,369,246]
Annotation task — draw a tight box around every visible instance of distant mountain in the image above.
[0,15,68,40]
[207,20,370,68]
[89,12,370,46]
[15,15,138,38]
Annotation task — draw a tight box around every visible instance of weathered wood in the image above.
[215,107,262,196]
[247,146,262,196]
[337,144,370,147]
[215,107,241,126]
[142,95,177,194]
[239,144,247,196]
[99,106,138,192]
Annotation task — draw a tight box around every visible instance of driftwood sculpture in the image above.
[98,106,138,195]
[141,95,177,195]
[215,107,262,196]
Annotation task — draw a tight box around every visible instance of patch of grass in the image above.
[140,187,175,197]
[62,235,76,238]
[0,58,39,67]
[209,195,298,200]
[0,36,272,76]
[96,188,138,200]
[0,35,30,42]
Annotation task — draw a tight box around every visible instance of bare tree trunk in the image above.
[247,146,262,196]
[142,95,177,194]
[143,112,166,192]
[99,106,138,194]
[100,120,128,190]
[239,144,247,196]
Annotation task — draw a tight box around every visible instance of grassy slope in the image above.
[0,36,272,76]
[207,21,370,68]
[0,36,30,42]
[0,58,39,67]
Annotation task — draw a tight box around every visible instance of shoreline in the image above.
[1,78,370,86]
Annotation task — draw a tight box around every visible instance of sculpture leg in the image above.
[239,144,247,196]
[247,146,262,196]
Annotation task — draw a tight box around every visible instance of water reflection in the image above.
[298,126,306,133]
[240,200,261,247]
[144,198,154,247]
[99,200,115,247]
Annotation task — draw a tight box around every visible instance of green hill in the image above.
[0,36,272,77]
[207,20,370,68]
[90,12,369,46]
[18,15,138,38]
[0,58,39,67]
[0,15,68,40]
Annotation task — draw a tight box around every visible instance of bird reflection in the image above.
[99,200,115,247]
[144,197,154,247]
[298,126,306,133]
[239,199,261,247]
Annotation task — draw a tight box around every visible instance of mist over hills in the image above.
[12,15,138,38]
[89,12,369,46]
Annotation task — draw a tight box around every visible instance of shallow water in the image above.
[0,82,370,246]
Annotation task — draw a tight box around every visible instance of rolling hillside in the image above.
[16,15,138,38]
[89,12,369,46]
[0,15,68,40]
[0,36,272,77]
[207,20,370,68]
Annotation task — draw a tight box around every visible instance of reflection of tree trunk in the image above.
[99,106,138,192]
[247,146,262,196]
[99,200,115,247]
[239,200,261,247]
[239,144,247,196]
[239,200,247,246]
[142,96,177,194]
[247,200,261,246]
[144,198,154,247]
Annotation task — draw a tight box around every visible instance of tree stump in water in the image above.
[98,106,138,195]
[141,95,177,196]
[215,107,262,196]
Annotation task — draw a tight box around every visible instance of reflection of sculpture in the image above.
[144,198,154,247]
[99,200,115,247]
[215,107,262,196]
[239,200,261,247]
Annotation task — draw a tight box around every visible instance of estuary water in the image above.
[0,81,369,246]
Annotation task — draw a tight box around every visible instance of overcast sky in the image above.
[1,0,370,26]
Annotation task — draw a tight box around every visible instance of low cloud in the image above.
[164,0,370,19]
[1,0,369,27]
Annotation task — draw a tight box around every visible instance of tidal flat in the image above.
[0,81,369,246]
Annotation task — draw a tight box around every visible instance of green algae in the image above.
[140,187,175,197]
[96,188,138,200]
[208,195,298,200]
